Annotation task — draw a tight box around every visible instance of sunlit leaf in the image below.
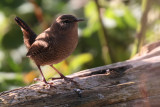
[23,70,38,84]
[6,54,22,72]
[69,53,93,72]
[83,1,100,37]
[123,7,137,28]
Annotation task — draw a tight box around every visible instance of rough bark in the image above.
[0,41,160,107]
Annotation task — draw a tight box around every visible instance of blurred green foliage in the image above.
[0,0,160,92]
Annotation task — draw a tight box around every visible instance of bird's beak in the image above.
[76,18,84,22]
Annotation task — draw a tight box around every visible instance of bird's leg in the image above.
[34,65,54,86]
[50,65,74,83]
[50,65,81,97]
[35,65,48,84]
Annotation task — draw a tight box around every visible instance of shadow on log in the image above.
[1,41,160,107]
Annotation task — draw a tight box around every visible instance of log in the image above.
[0,41,160,107]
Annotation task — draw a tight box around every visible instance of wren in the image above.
[15,15,84,85]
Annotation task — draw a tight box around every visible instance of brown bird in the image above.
[15,15,84,85]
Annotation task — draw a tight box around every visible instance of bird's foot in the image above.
[50,77,63,81]
[34,78,55,89]
[63,77,79,86]
[63,77,75,83]
[50,76,77,84]
[50,77,81,97]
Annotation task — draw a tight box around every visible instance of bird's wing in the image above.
[26,39,49,57]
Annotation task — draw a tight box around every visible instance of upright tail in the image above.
[15,16,37,49]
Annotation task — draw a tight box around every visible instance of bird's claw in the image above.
[63,77,74,82]
[49,77,63,81]
[34,78,55,89]
[49,76,77,84]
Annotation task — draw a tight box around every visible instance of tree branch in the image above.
[136,0,152,52]
[1,41,160,107]
[94,0,115,63]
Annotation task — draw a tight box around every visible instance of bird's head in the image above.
[56,14,84,24]
[55,15,84,30]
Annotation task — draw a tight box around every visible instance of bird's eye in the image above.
[63,20,70,23]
